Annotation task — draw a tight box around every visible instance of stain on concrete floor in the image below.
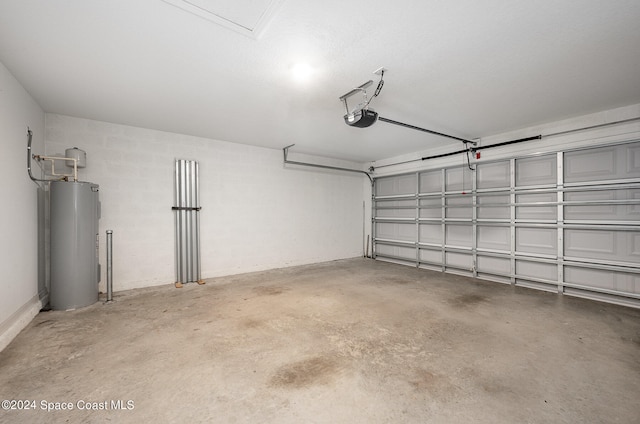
[269,356,341,389]
[253,285,288,296]
[448,293,487,307]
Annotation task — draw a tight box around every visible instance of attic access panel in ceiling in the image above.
[162,0,283,38]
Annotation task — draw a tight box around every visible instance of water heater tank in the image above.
[65,147,86,168]
[50,181,100,310]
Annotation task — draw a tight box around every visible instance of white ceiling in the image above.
[1,0,639,162]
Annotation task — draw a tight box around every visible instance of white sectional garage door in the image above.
[373,140,640,307]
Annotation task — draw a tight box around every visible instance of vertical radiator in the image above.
[172,159,204,287]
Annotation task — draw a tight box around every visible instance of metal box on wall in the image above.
[50,181,100,310]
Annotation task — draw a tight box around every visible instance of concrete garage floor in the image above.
[1,258,639,424]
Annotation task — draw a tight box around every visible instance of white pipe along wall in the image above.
[45,114,366,293]
[0,60,45,352]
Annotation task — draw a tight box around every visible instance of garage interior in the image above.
[1,1,640,423]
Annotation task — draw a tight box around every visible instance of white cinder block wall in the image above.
[0,61,45,351]
[45,114,366,292]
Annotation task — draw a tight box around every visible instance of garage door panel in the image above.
[564,189,640,221]
[376,222,415,242]
[419,248,442,264]
[633,233,640,256]
[516,227,557,255]
[515,279,557,292]
[516,261,557,280]
[565,190,617,220]
[477,226,510,251]
[419,198,441,218]
[419,170,442,193]
[565,147,616,182]
[516,155,556,187]
[628,144,640,175]
[632,190,640,215]
[564,144,640,183]
[446,225,472,247]
[516,193,557,220]
[377,209,414,218]
[564,190,614,203]
[376,199,415,208]
[477,255,510,275]
[478,206,510,220]
[477,195,509,219]
[478,273,511,284]
[376,199,415,218]
[419,224,442,244]
[565,229,639,263]
[477,161,510,189]
[445,167,473,192]
[446,252,472,269]
[376,244,415,261]
[446,196,473,219]
[376,174,417,196]
[396,223,415,242]
[565,266,640,294]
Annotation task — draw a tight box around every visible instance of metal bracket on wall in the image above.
[282,144,373,183]
[171,207,202,211]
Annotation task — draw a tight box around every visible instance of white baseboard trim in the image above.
[0,295,42,352]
